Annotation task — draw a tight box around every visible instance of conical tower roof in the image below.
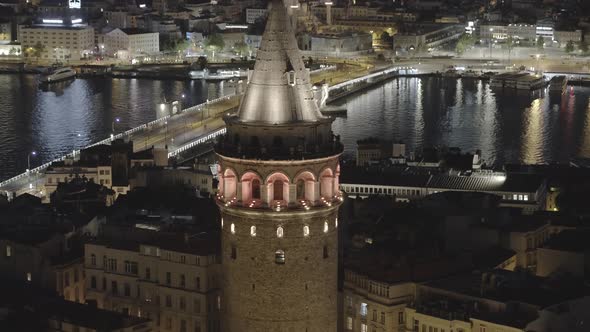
[237,0,324,124]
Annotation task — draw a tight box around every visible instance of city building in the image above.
[404,270,589,332]
[298,31,373,54]
[214,0,343,330]
[554,29,582,46]
[394,23,463,52]
[20,18,94,61]
[44,158,113,200]
[84,230,221,332]
[536,229,590,278]
[340,167,547,211]
[0,19,10,43]
[103,28,160,59]
[246,7,267,24]
[0,282,153,332]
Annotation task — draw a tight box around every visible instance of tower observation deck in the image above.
[215,0,342,331]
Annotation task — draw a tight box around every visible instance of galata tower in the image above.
[214,0,343,331]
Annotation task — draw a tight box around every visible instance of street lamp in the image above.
[112,117,120,134]
[27,151,37,171]
[164,121,168,148]
[489,28,494,58]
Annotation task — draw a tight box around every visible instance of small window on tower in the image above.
[250,226,256,237]
[275,250,285,264]
[324,221,329,233]
[335,218,338,228]
[277,226,284,238]
[303,225,310,237]
[231,246,237,260]
[230,223,235,234]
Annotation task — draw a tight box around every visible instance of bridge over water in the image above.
[0,64,399,199]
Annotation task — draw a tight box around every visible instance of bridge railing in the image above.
[168,128,227,158]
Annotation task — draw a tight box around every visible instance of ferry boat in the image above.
[549,75,568,94]
[39,67,76,83]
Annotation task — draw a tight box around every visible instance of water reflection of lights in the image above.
[522,98,548,164]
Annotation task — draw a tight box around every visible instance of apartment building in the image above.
[343,269,414,332]
[104,28,159,59]
[85,234,221,332]
[20,19,94,61]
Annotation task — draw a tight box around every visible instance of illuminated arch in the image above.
[266,172,290,203]
[223,168,238,199]
[293,170,316,201]
[319,167,334,198]
[241,171,263,203]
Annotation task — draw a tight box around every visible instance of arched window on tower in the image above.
[303,225,310,237]
[324,221,329,233]
[296,179,305,200]
[275,250,285,264]
[230,223,235,234]
[252,179,261,199]
[277,226,284,238]
[273,180,284,201]
[294,171,316,202]
[250,226,256,237]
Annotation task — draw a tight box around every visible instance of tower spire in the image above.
[237,0,323,124]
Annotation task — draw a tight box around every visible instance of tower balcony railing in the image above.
[214,138,343,161]
[216,192,344,212]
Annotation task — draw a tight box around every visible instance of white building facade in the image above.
[20,21,95,61]
[104,28,159,59]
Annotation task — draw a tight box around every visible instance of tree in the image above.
[174,39,191,53]
[536,36,544,50]
[380,31,392,47]
[579,40,589,54]
[8,47,16,56]
[196,56,207,70]
[565,40,575,54]
[233,41,249,57]
[204,34,225,59]
[505,35,514,62]
[455,33,474,56]
[33,42,45,60]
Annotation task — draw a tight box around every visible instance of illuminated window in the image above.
[335,218,338,228]
[221,218,224,228]
[5,245,11,257]
[230,223,235,234]
[275,249,285,264]
[347,317,353,330]
[303,225,310,237]
[277,226,284,238]
[26,272,31,282]
[360,303,367,316]
[361,323,367,332]
[250,226,256,237]
[524,194,529,201]
[324,221,329,233]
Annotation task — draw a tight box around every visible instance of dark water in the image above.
[1,75,590,181]
[332,77,590,167]
[0,74,233,181]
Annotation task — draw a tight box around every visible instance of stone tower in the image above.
[214,0,343,331]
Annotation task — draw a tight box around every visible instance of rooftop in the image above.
[542,229,590,253]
